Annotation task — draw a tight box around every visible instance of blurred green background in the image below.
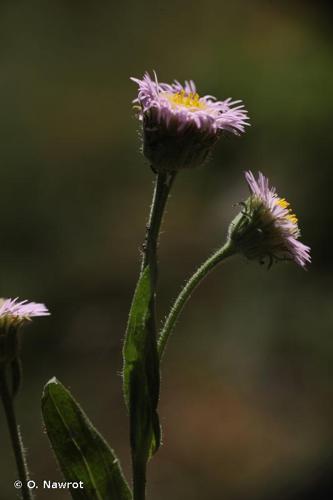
[0,1,332,498]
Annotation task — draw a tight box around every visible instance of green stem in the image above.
[158,239,235,358]
[132,170,176,500]
[132,458,146,500]
[0,367,32,500]
[141,171,176,284]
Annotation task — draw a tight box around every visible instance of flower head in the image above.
[228,171,311,268]
[0,298,49,365]
[132,72,249,172]
[0,298,49,325]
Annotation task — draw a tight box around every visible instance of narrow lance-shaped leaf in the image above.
[42,377,132,500]
[123,265,161,467]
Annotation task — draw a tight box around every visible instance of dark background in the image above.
[0,1,332,499]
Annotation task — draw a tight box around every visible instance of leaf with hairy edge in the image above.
[123,265,161,466]
[42,378,132,500]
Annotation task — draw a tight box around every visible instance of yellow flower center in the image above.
[161,90,207,110]
[276,198,298,225]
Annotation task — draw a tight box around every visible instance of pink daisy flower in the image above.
[131,72,249,172]
[229,171,311,268]
[0,298,50,326]
[0,298,49,365]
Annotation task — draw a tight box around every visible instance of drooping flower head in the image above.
[0,298,50,364]
[132,72,249,172]
[228,171,311,268]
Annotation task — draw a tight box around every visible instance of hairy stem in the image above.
[158,240,235,358]
[0,367,32,500]
[141,171,176,284]
[132,170,176,500]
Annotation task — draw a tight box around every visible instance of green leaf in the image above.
[42,377,132,500]
[123,266,161,465]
